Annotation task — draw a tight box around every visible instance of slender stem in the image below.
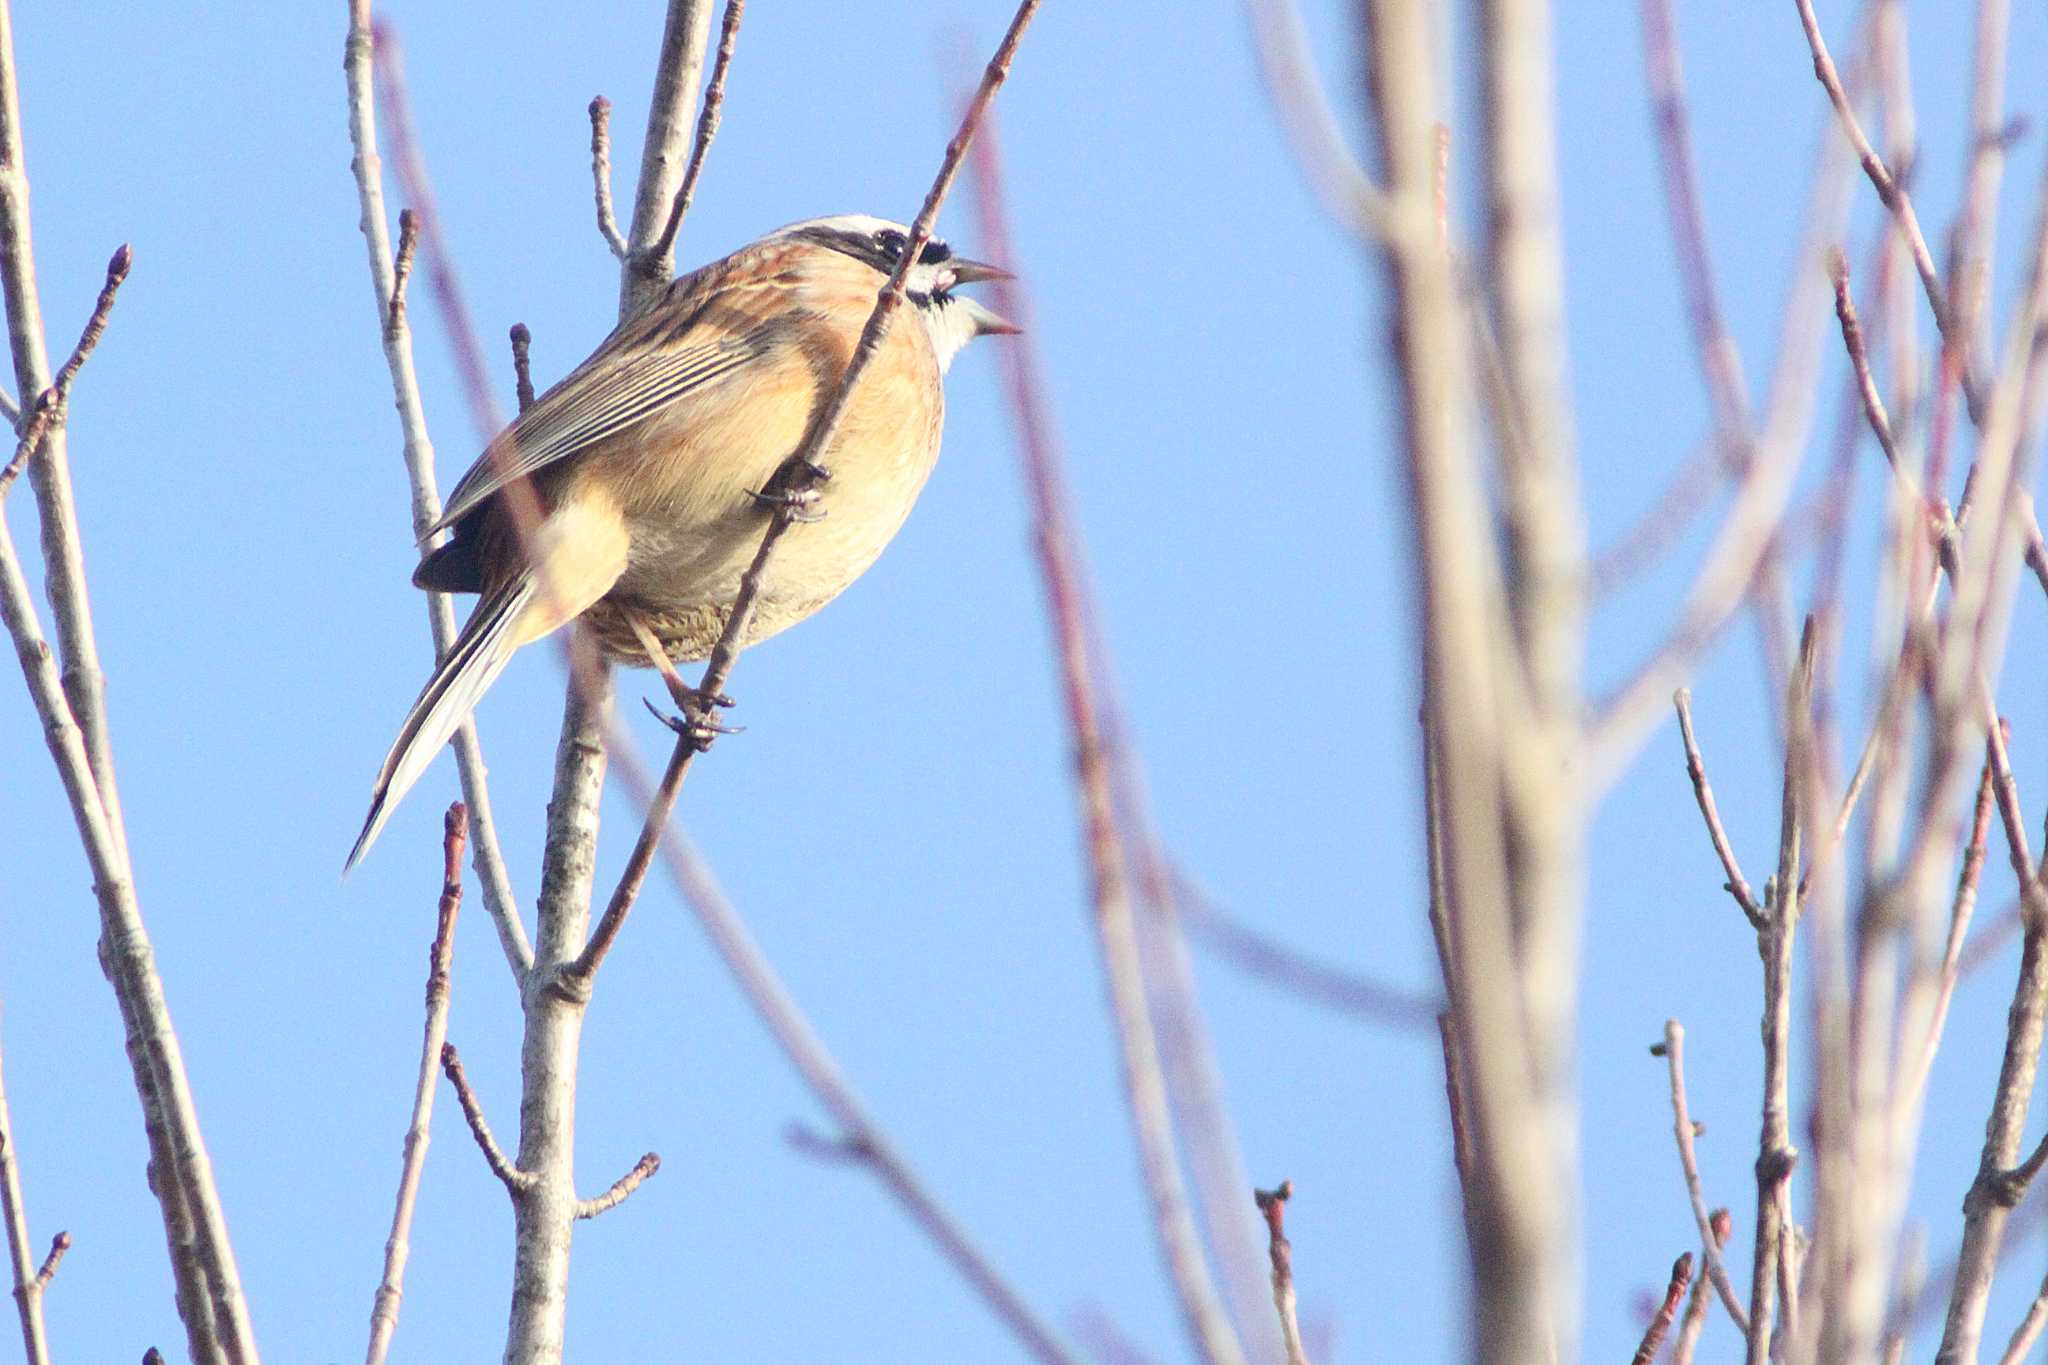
[647,0,745,266]
[365,804,467,1365]
[1660,1022,1749,1332]
[344,0,531,981]
[0,4,255,1355]
[1633,1253,1695,1365]
[0,1007,49,1365]
[617,0,715,313]
[1673,690,1766,928]
[655,833,1081,1365]
[1253,1183,1310,1365]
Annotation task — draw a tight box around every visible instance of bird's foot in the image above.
[642,694,742,753]
[748,482,828,524]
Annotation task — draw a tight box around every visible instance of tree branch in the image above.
[365,803,467,1365]
[1253,1183,1310,1365]
[344,0,531,982]
[573,1154,660,1220]
[440,1044,533,1197]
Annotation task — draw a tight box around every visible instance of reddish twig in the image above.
[508,324,534,414]
[647,0,745,266]
[439,1043,533,1196]
[1254,1183,1310,1365]
[1634,1252,1696,1365]
[366,803,467,1365]
[0,244,131,503]
[1674,1210,1733,1365]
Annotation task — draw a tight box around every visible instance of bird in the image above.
[346,213,1016,870]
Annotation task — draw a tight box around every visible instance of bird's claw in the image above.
[748,483,828,524]
[642,695,744,752]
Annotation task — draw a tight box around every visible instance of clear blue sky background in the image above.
[4,2,2047,1361]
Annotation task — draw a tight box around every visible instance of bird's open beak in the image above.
[946,259,1021,336]
[949,257,1013,284]
[953,295,1022,337]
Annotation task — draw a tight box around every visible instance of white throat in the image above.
[919,295,983,374]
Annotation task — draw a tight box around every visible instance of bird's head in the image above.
[773,213,1018,371]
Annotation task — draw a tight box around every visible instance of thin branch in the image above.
[439,1044,533,1196]
[1791,0,1984,419]
[344,0,531,981]
[1900,741,1998,1116]
[573,1154,660,1220]
[1830,247,1904,473]
[1253,1183,1310,1365]
[1241,0,1390,242]
[0,4,253,1352]
[29,1234,65,1293]
[1588,436,1723,597]
[1673,1210,1731,1365]
[586,96,627,259]
[647,0,744,266]
[651,830,1082,1365]
[0,242,129,502]
[2000,1264,2048,1365]
[365,803,467,1365]
[0,1009,48,1365]
[1745,622,1815,1365]
[1658,1022,1750,1332]
[967,83,1253,1365]
[568,0,1046,989]
[508,324,534,414]
[1673,689,1766,928]
[1172,871,1439,1029]
[1633,1252,1695,1365]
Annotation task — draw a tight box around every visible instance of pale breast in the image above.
[576,253,947,663]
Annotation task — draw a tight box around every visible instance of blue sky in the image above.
[3,1,2047,1361]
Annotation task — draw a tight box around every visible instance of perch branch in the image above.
[1659,1022,1749,1332]
[1673,689,1766,928]
[0,243,129,502]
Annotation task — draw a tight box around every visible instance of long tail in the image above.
[346,574,537,872]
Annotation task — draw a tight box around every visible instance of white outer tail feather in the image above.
[344,575,537,872]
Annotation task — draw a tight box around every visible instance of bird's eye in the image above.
[918,239,953,265]
[874,228,907,260]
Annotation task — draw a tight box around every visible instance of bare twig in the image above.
[1745,624,1814,1364]
[1588,437,1723,596]
[647,0,744,266]
[586,96,628,259]
[440,1044,533,1196]
[1241,0,1389,241]
[1658,1022,1749,1332]
[365,803,467,1365]
[652,831,1081,1365]
[573,1154,660,1220]
[1830,248,1905,474]
[1673,690,1766,928]
[1254,1183,1310,1365]
[0,242,129,502]
[0,4,254,1354]
[29,1234,65,1293]
[345,0,530,981]
[509,324,534,414]
[963,66,1248,1365]
[1173,872,1438,1028]
[1900,743,1998,1116]
[1673,1210,1731,1365]
[0,1008,48,1365]
[1633,1252,1695,1365]
[1791,0,1981,416]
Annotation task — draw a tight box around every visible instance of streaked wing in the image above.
[431,288,775,534]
